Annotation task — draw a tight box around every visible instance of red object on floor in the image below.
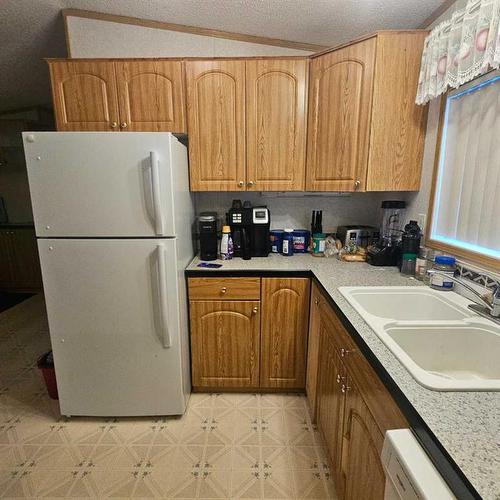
[37,352,59,400]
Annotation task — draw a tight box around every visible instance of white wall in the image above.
[66,16,311,58]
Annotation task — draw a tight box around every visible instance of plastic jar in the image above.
[430,256,456,290]
[312,233,326,257]
[270,230,284,253]
[282,229,294,256]
[292,229,310,253]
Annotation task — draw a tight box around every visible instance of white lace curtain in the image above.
[416,0,500,104]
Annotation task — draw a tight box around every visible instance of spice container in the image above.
[292,229,310,253]
[430,256,456,290]
[282,229,294,256]
[270,230,284,253]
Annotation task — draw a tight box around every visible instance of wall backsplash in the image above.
[194,192,409,232]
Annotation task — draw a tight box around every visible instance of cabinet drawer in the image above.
[188,277,261,300]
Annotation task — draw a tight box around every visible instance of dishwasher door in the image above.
[381,429,456,499]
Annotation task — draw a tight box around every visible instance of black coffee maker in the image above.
[198,212,218,261]
[227,200,252,260]
[251,206,270,257]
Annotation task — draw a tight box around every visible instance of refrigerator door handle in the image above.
[150,151,166,236]
[157,244,171,348]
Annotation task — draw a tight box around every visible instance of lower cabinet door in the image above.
[317,323,346,498]
[342,378,386,500]
[260,278,310,389]
[190,300,260,388]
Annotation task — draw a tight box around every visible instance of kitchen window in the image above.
[428,69,500,270]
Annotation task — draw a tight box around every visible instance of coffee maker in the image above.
[198,212,218,261]
[367,200,406,266]
[227,200,252,259]
[251,206,270,257]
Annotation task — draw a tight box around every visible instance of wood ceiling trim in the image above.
[62,8,328,56]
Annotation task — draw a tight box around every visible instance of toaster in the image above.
[336,225,380,248]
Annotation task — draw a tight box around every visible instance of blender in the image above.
[367,201,406,266]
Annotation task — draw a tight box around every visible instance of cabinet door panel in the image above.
[190,300,260,388]
[261,278,310,388]
[49,61,120,131]
[307,38,376,191]
[342,380,386,500]
[306,283,322,418]
[316,321,346,498]
[246,59,308,191]
[115,60,186,132]
[186,60,246,191]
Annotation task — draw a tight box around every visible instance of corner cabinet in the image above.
[186,58,309,191]
[185,60,247,191]
[47,59,186,132]
[307,31,428,192]
[188,277,310,390]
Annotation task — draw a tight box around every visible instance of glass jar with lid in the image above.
[430,256,456,290]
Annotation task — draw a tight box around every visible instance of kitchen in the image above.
[0,1,499,499]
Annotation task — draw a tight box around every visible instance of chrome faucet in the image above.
[427,270,500,324]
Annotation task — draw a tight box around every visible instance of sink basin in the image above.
[341,287,469,321]
[385,324,500,390]
[339,286,500,391]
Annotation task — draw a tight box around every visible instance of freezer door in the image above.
[23,132,178,237]
[38,238,187,416]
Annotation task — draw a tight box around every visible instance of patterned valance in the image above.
[416,0,500,104]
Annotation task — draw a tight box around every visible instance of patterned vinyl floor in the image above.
[0,295,337,499]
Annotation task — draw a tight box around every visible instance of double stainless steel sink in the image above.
[339,286,500,391]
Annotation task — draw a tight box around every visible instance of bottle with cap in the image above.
[430,256,456,290]
[282,229,294,256]
[220,225,233,260]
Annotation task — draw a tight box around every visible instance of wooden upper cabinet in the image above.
[114,60,186,132]
[48,60,120,131]
[186,60,246,191]
[307,38,376,192]
[260,278,310,389]
[246,59,308,191]
[190,300,260,388]
[367,32,428,191]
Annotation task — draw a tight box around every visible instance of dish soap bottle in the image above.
[220,225,233,260]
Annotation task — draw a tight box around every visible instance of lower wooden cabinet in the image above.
[188,277,310,391]
[189,300,260,389]
[260,278,310,389]
[0,228,42,291]
[310,286,407,500]
[306,282,322,417]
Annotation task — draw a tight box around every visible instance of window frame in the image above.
[426,69,500,272]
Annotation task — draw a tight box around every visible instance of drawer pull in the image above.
[340,348,351,357]
[341,384,351,393]
[221,287,227,294]
[336,373,344,384]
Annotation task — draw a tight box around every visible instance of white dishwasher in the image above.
[382,429,456,499]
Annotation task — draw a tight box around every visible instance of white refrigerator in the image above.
[23,132,194,417]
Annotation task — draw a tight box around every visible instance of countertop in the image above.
[186,254,500,500]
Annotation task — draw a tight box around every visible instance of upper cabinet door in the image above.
[48,61,120,131]
[114,60,186,132]
[185,60,246,191]
[246,59,308,191]
[306,38,376,192]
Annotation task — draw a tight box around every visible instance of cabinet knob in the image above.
[314,298,320,306]
[120,122,128,129]
[341,383,351,393]
[336,373,344,384]
[110,121,118,129]
[252,306,258,314]
[238,181,245,187]
[247,181,255,187]
[354,180,361,189]
[340,348,351,358]
[221,287,227,294]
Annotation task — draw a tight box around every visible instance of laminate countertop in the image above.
[186,253,500,500]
